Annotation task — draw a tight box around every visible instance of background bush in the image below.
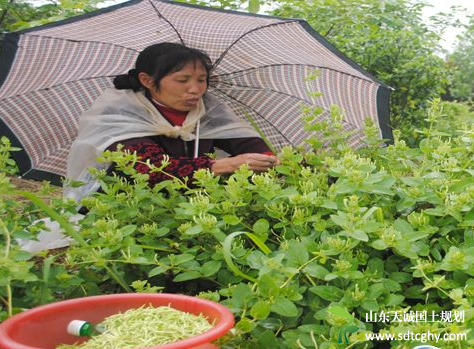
[446,17,474,103]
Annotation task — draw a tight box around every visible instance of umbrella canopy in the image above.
[0,0,392,185]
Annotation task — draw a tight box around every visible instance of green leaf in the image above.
[201,260,222,277]
[118,223,136,236]
[382,278,403,292]
[270,296,298,317]
[324,273,339,281]
[248,0,260,13]
[286,240,309,266]
[385,294,405,306]
[403,230,429,242]
[367,283,385,299]
[153,227,170,237]
[333,180,357,194]
[223,215,241,225]
[257,330,278,348]
[12,230,33,240]
[236,317,256,333]
[246,251,265,269]
[321,199,338,209]
[250,300,271,320]
[447,208,463,222]
[232,283,254,307]
[258,273,280,298]
[394,218,414,234]
[245,232,271,254]
[389,272,413,283]
[424,207,444,216]
[361,299,379,311]
[465,230,474,245]
[303,262,329,279]
[367,183,394,195]
[347,270,364,279]
[431,246,442,261]
[394,240,419,259]
[350,230,369,242]
[404,285,426,300]
[253,218,270,236]
[13,250,33,261]
[367,258,384,277]
[148,266,167,277]
[309,285,344,301]
[330,212,348,227]
[276,165,292,176]
[184,225,202,235]
[173,271,201,282]
[173,254,195,265]
[372,239,387,250]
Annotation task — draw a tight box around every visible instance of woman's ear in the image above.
[138,72,155,89]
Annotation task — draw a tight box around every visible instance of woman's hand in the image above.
[211,153,280,175]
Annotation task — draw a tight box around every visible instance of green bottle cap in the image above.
[67,320,92,336]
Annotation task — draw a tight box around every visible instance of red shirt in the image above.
[154,102,187,127]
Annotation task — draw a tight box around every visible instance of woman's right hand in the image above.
[211,153,280,175]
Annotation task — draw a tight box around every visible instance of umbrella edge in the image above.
[376,85,394,144]
[0,115,33,178]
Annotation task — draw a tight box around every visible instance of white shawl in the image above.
[64,88,259,202]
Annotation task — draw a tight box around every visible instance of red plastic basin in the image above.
[0,293,234,349]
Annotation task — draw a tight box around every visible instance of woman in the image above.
[65,42,278,202]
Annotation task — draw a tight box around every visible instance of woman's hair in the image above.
[113,43,212,91]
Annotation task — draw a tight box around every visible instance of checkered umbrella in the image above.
[0,0,392,185]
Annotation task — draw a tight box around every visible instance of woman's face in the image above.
[140,60,208,112]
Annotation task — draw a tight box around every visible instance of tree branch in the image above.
[324,23,335,37]
[0,0,15,29]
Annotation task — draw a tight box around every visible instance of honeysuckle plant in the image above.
[1,100,473,349]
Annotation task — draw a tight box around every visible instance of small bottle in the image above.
[67,320,106,337]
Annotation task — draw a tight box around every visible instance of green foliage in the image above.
[85,99,474,348]
[0,137,19,175]
[0,137,85,320]
[1,2,474,347]
[3,100,474,348]
[447,17,474,102]
[0,140,37,319]
[0,0,109,48]
[175,0,260,12]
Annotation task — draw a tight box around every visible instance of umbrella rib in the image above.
[210,89,296,147]
[24,33,141,53]
[217,82,358,130]
[212,63,374,83]
[215,80,315,105]
[147,0,184,44]
[212,20,300,69]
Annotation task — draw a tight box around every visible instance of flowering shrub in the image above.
[1,100,473,348]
